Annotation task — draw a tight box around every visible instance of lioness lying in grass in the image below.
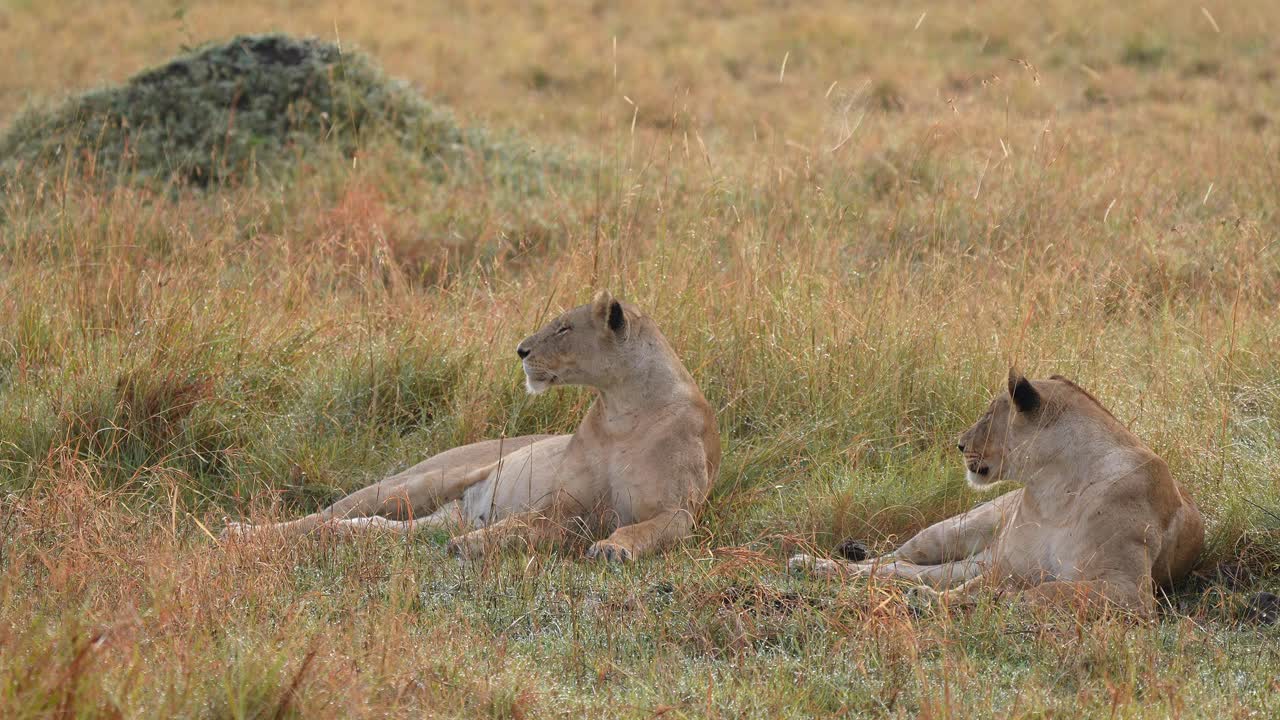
[225,291,720,562]
[791,370,1204,617]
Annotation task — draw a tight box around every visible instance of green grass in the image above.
[2,1,1280,716]
[0,34,562,192]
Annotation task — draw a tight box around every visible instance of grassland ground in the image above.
[1,1,1279,716]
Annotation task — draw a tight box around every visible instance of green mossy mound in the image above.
[0,34,550,189]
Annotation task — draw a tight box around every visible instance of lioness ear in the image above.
[592,290,627,336]
[1008,368,1042,414]
[592,289,613,319]
[607,300,626,334]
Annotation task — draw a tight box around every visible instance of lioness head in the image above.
[956,369,1057,489]
[515,290,635,395]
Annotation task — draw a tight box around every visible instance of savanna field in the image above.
[1,0,1279,716]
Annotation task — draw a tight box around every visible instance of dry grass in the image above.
[2,0,1280,717]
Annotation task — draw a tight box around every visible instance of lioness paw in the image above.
[787,553,815,573]
[904,585,941,616]
[445,534,485,560]
[586,541,633,563]
[788,553,841,576]
[220,519,252,541]
[327,516,398,536]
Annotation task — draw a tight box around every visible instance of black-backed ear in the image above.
[592,290,626,336]
[1008,368,1042,414]
[607,299,626,334]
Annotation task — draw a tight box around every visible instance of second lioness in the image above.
[791,371,1204,616]
[225,291,720,562]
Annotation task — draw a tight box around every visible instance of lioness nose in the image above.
[516,346,530,359]
[956,442,965,452]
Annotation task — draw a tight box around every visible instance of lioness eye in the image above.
[555,325,571,335]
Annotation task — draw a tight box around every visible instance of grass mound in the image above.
[0,34,549,188]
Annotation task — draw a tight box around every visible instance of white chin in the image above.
[966,470,996,490]
[525,376,550,395]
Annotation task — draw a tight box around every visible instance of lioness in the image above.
[790,370,1204,616]
[224,291,720,562]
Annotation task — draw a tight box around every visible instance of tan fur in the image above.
[790,370,1204,617]
[224,291,720,563]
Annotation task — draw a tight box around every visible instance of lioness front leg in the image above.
[923,578,1152,618]
[586,508,694,563]
[330,502,463,536]
[786,554,855,577]
[789,491,1014,576]
[445,511,564,559]
[788,554,988,589]
[1015,579,1152,617]
[890,491,1016,564]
